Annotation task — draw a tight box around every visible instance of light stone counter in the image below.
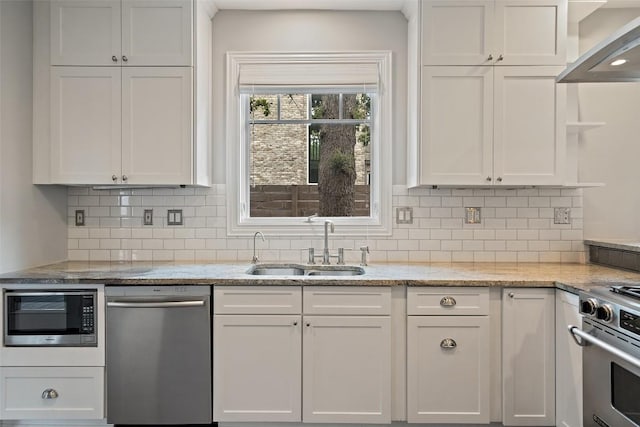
[1,261,639,294]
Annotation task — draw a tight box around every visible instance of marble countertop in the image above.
[585,239,640,253]
[1,261,639,293]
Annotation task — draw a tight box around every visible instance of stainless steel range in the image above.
[571,286,640,427]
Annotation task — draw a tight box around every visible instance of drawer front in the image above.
[303,286,391,315]
[0,366,104,420]
[407,287,489,315]
[214,286,302,314]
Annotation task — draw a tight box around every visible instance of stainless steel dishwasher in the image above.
[106,286,211,425]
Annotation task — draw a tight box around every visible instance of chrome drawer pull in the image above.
[41,388,59,399]
[440,338,457,349]
[440,296,457,307]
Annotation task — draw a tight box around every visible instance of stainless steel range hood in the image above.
[557,15,640,83]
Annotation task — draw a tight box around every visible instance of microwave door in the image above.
[4,291,97,347]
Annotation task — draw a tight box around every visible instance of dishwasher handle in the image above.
[107,300,205,308]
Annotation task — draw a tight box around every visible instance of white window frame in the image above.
[226,51,392,236]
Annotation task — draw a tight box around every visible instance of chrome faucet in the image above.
[252,231,265,263]
[323,220,334,265]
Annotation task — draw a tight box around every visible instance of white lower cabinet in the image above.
[407,316,490,423]
[0,366,104,420]
[213,286,391,424]
[502,288,556,426]
[555,290,582,427]
[302,315,391,424]
[213,314,302,422]
[407,287,491,424]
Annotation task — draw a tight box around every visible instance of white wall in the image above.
[0,0,67,273]
[579,8,640,240]
[211,10,408,185]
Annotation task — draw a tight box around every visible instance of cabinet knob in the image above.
[111,55,118,63]
[41,388,59,399]
[293,321,298,326]
[122,175,128,182]
[497,54,504,61]
[486,176,492,182]
[440,338,457,349]
[508,292,515,298]
[487,54,493,61]
[112,175,118,182]
[496,177,503,182]
[440,296,457,307]
[122,55,128,62]
[306,322,311,327]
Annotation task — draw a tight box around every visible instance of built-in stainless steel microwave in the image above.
[4,289,97,347]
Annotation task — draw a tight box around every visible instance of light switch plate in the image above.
[143,209,153,226]
[396,207,413,224]
[75,210,85,226]
[167,209,183,226]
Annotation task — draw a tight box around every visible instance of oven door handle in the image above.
[568,325,640,370]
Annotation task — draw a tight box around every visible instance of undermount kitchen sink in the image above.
[247,264,364,276]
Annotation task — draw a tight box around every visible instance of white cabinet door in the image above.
[50,67,121,184]
[495,0,567,66]
[422,0,494,65]
[407,316,490,424]
[503,288,555,426]
[302,316,391,424]
[213,315,302,422]
[0,366,104,420]
[555,291,583,427]
[50,0,121,66]
[421,66,493,185]
[422,0,566,66]
[493,66,566,186]
[121,67,192,185]
[121,0,193,66]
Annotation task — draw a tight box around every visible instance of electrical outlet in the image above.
[167,209,183,226]
[465,207,481,224]
[143,209,153,226]
[75,210,85,226]
[554,207,571,224]
[396,207,413,224]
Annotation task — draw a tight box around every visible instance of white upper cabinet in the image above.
[50,0,121,66]
[420,65,565,186]
[51,0,192,66]
[422,0,567,66]
[121,67,192,185]
[34,0,212,186]
[50,67,121,184]
[493,66,566,185]
[121,0,193,66]
[420,66,493,186]
[422,1,494,65]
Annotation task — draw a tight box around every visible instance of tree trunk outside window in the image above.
[318,95,357,216]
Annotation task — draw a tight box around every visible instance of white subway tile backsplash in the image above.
[65,185,586,263]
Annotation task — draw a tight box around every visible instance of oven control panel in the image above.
[620,310,640,335]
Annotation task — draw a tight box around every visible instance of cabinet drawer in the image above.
[303,286,391,315]
[0,366,104,420]
[214,286,302,314]
[407,287,489,315]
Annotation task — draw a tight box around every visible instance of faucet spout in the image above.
[323,220,334,265]
[252,231,265,263]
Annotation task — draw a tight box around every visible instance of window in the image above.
[226,52,392,236]
[246,92,372,217]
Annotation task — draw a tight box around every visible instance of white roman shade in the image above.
[233,52,382,93]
